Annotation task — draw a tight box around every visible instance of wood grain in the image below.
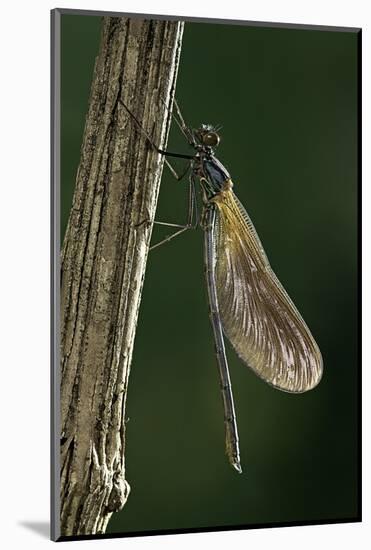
[59,16,184,536]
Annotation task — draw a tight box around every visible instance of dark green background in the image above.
[61,15,359,535]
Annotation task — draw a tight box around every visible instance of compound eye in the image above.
[203,132,220,147]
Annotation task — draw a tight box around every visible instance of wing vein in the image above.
[212,188,323,393]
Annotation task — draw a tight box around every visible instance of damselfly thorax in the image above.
[119,98,323,474]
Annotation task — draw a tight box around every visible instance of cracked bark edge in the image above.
[59,16,184,536]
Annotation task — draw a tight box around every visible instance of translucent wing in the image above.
[212,184,323,393]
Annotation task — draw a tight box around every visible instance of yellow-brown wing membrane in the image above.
[212,184,323,393]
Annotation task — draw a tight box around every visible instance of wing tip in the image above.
[275,360,324,394]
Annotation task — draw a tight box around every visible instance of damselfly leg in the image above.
[119,98,198,249]
[118,99,194,162]
[150,174,198,250]
[159,96,196,146]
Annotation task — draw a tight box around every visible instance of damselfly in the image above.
[120,98,323,474]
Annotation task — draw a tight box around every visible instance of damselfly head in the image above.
[195,124,220,148]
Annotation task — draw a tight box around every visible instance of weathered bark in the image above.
[59,16,184,536]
